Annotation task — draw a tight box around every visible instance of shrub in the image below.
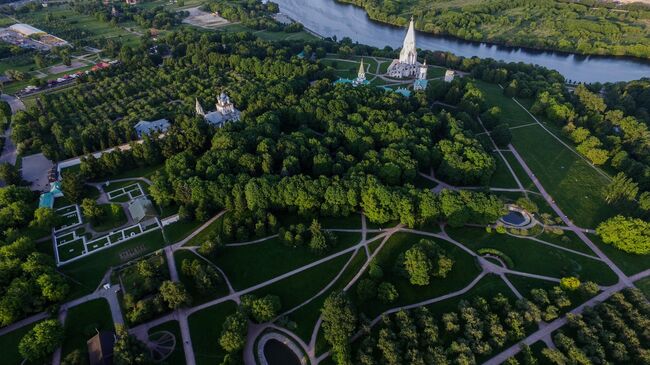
[560,277,581,291]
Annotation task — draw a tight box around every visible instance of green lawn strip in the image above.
[184,216,222,247]
[501,151,537,191]
[174,250,229,305]
[60,230,166,298]
[510,124,613,228]
[0,320,40,365]
[212,233,360,290]
[351,232,482,319]
[163,220,204,245]
[90,204,128,233]
[148,320,186,365]
[251,251,351,314]
[188,300,238,365]
[635,277,650,300]
[61,298,114,360]
[587,233,650,276]
[255,29,317,42]
[447,227,618,285]
[425,273,516,315]
[534,231,596,255]
[57,238,85,262]
[489,152,519,189]
[105,180,147,193]
[475,81,538,128]
[288,249,367,343]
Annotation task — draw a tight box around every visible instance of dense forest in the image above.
[337,0,650,59]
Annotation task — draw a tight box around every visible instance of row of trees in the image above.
[541,288,650,364]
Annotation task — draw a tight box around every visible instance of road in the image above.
[0,94,24,168]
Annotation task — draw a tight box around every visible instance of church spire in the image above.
[399,17,417,65]
[195,98,205,117]
[358,59,366,79]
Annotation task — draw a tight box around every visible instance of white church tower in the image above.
[216,92,235,115]
[399,17,418,65]
[353,59,367,85]
[195,98,205,117]
[387,16,421,78]
[418,61,427,80]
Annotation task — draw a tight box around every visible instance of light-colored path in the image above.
[508,144,630,285]
[484,269,650,365]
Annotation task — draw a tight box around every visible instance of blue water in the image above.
[271,0,650,83]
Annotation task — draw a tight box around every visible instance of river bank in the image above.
[270,0,650,83]
[334,0,650,61]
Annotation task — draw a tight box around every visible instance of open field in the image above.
[447,227,618,285]
[352,232,482,318]
[148,321,186,364]
[188,300,238,365]
[0,320,40,365]
[510,124,614,228]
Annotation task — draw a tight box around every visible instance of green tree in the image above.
[321,291,357,365]
[30,207,60,230]
[113,324,152,364]
[403,245,432,286]
[159,280,191,309]
[18,319,64,362]
[61,172,85,203]
[219,311,248,353]
[0,162,22,185]
[81,198,103,222]
[596,215,650,254]
[377,282,399,304]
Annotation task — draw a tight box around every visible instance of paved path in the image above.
[508,145,631,286]
[484,269,650,364]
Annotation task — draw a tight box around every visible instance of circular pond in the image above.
[263,339,302,365]
[501,210,527,226]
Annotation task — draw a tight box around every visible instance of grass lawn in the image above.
[212,233,360,290]
[184,215,222,247]
[60,230,166,298]
[163,220,203,244]
[588,233,650,276]
[174,250,229,304]
[489,153,519,188]
[501,151,537,191]
[92,164,163,182]
[255,29,317,42]
[188,300,238,365]
[288,249,367,343]
[61,299,114,360]
[0,320,40,365]
[57,238,86,262]
[475,81,537,128]
[352,232,482,318]
[447,227,618,285]
[635,277,650,300]
[510,124,613,228]
[250,251,351,312]
[148,321,186,365]
[91,204,128,233]
[534,231,596,255]
[425,273,516,314]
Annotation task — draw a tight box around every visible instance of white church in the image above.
[196,91,240,127]
[387,17,421,79]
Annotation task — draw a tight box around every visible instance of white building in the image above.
[413,62,429,91]
[133,118,170,137]
[387,17,420,78]
[444,70,456,83]
[196,92,240,127]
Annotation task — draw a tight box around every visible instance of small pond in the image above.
[263,339,302,365]
[501,210,527,226]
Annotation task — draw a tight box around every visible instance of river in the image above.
[270,0,650,83]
